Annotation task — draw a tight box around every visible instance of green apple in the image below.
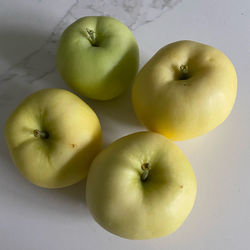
[5,88,102,188]
[86,132,197,239]
[57,16,139,100]
[132,40,237,140]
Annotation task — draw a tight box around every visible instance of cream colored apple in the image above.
[86,132,197,239]
[5,88,102,188]
[132,40,237,140]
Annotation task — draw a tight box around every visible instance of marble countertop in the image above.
[0,0,249,249]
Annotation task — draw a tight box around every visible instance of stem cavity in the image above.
[141,163,150,182]
[86,28,97,46]
[179,64,190,80]
[33,129,49,139]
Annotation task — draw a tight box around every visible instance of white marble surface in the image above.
[0,0,250,249]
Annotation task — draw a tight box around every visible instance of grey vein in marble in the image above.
[0,0,180,109]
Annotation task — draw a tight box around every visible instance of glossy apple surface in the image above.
[132,40,237,140]
[57,16,139,100]
[5,88,102,188]
[86,132,197,239]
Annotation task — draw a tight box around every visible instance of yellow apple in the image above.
[5,88,102,188]
[86,132,197,239]
[132,40,237,140]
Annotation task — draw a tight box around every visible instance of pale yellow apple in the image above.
[132,40,237,140]
[5,88,102,188]
[86,132,197,239]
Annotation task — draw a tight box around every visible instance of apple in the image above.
[86,132,197,239]
[132,40,237,140]
[4,88,102,188]
[57,16,139,100]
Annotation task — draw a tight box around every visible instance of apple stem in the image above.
[180,65,188,74]
[179,65,190,80]
[141,163,150,181]
[86,28,97,46]
[33,129,49,139]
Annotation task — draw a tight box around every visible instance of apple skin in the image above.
[57,16,139,100]
[86,132,197,240]
[4,88,102,188]
[132,40,237,140]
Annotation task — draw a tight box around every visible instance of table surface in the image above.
[0,0,249,249]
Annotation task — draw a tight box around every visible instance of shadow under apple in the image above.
[0,154,89,218]
[0,26,145,215]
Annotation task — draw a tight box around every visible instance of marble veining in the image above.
[0,0,180,114]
